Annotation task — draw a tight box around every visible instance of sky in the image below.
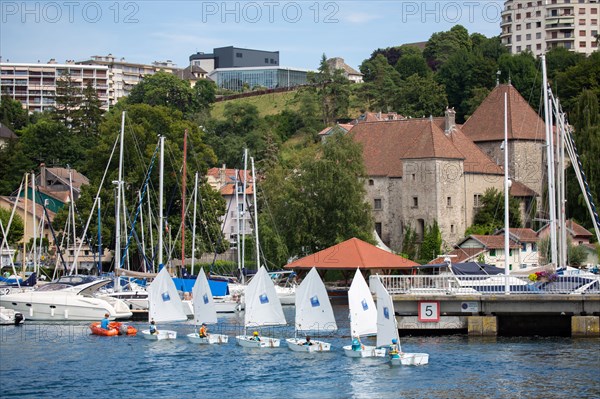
[1,1,504,70]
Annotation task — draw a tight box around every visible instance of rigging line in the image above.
[38,190,68,273]
[120,139,160,269]
[256,181,290,260]
[69,132,120,274]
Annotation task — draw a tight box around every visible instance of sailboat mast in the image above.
[234,170,242,284]
[241,149,248,279]
[68,167,77,274]
[181,129,188,274]
[504,92,511,295]
[97,197,102,275]
[251,157,260,270]
[22,173,28,278]
[115,111,125,290]
[191,172,198,275]
[31,171,37,275]
[158,135,165,271]
[541,55,558,267]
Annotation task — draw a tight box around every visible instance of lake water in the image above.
[1,305,598,399]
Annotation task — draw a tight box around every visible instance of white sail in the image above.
[148,267,187,323]
[373,276,400,349]
[192,267,218,325]
[244,266,286,327]
[348,268,377,337]
[295,267,337,333]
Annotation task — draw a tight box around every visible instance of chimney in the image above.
[40,163,47,188]
[445,108,456,134]
[219,164,226,186]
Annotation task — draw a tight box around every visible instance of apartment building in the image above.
[501,0,599,55]
[77,54,179,106]
[0,60,109,113]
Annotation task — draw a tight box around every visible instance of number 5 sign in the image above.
[418,301,440,322]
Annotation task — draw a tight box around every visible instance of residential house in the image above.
[0,124,17,149]
[326,57,364,83]
[538,219,599,266]
[206,166,254,246]
[0,195,56,249]
[453,235,522,271]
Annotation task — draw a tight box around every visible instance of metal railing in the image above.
[371,274,600,296]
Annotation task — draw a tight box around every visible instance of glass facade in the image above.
[211,67,307,91]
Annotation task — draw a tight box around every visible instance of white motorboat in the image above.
[286,267,336,352]
[0,306,24,325]
[343,269,386,358]
[0,277,132,321]
[236,266,286,348]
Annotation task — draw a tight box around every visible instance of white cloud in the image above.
[341,12,381,24]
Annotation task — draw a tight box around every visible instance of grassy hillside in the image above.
[211,90,300,120]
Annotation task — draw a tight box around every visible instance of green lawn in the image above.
[211,90,300,120]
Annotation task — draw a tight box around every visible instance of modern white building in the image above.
[501,0,600,55]
[0,60,109,113]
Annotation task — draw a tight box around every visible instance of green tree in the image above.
[554,52,600,113]
[261,132,373,257]
[0,207,24,245]
[419,221,442,264]
[127,71,196,116]
[0,95,29,131]
[308,54,351,125]
[497,52,541,111]
[357,54,402,112]
[0,140,35,194]
[192,79,217,117]
[395,53,431,80]
[77,83,104,136]
[423,25,472,70]
[401,225,418,261]
[545,47,585,80]
[396,74,447,117]
[466,187,522,235]
[52,71,83,132]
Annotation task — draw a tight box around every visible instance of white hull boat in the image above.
[0,278,132,321]
[390,352,429,366]
[343,345,386,358]
[0,306,24,325]
[286,338,331,352]
[214,296,243,313]
[141,329,177,340]
[187,333,229,344]
[236,335,280,348]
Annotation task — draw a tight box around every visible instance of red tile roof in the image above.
[462,235,520,249]
[566,220,593,238]
[429,247,485,264]
[284,237,419,270]
[510,180,538,197]
[461,84,546,142]
[351,118,503,177]
[495,228,538,242]
[206,167,253,195]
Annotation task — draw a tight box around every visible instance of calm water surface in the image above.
[1,305,598,399]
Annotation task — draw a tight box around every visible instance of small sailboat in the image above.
[286,267,337,352]
[372,276,429,366]
[187,267,229,344]
[236,266,286,348]
[141,267,188,340]
[343,269,386,358]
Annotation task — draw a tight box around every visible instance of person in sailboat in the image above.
[149,319,158,335]
[303,336,314,346]
[250,331,261,341]
[101,313,110,330]
[389,339,400,359]
[351,335,363,351]
[199,323,208,338]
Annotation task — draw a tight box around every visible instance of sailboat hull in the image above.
[390,352,429,366]
[286,338,331,352]
[187,333,229,344]
[141,329,177,340]
[236,335,280,348]
[343,345,386,358]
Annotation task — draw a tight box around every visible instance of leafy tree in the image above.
[77,83,103,136]
[568,240,589,267]
[565,90,600,228]
[367,46,405,68]
[497,52,541,111]
[466,187,522,235]
[307,54,351,125]
[52,71,83,132]
[260,132,373,257]
[470,33,507,61]
[127,71,196,116]
[0,207,24,245]
[400,225,418,261]
[423,25,472,70]
[462,87,491,119]
[554,52,600,113]
[0,95,29,131]
[19,119,85,168]
[545,47,585,80]
[419,221,442,264]
[0,140,35,194]
[357,54,402,112]
[192,79,217,116]
[396,74,447,117]
[395,53,430,80]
